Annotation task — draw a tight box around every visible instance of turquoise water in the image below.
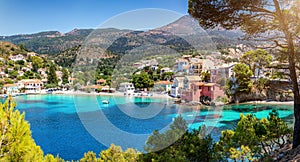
[11,95,294,160]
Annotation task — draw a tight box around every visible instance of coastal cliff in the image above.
[230,80,294,103]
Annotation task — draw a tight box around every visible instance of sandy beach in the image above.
[244,100,294,105]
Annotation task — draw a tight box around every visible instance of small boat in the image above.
[102,100,109,104]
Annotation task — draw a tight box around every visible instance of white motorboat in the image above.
[102,100,109,104]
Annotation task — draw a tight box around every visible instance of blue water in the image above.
[11,95,294,160]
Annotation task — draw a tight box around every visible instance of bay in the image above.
[10,94,294,160]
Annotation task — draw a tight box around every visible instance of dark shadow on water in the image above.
[17,100,46,104]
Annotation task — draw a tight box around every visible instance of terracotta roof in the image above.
[3,84,17,87]
[155,81,173,85]
[20,79,43,84]
[193,82,205,86]
[83,85,102,89]
[182,55,192,58]
[96,79,106,83]
[204,83,217,87]
[177,58,189,62]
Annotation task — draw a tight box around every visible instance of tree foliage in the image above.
[61,68,69,85]
[30,56,44,72]
[214,110,292,161]
[240,49,272,77]
[99,144,140,162]
[132,71,154,90]
[188,0,300,148]
[232,63,253,94]
[0,97,44,161]
[201,70,211,82]
[143,116,214,162]
[47,64,58,86]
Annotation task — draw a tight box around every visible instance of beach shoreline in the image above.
[242,100,294,105]
[50,90,175,99]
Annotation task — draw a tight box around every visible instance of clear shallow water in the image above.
[10,95,294,160]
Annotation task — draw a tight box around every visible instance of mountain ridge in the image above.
[0,16,246,55]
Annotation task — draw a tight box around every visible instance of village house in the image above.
[182,55,192,60]
[182,82,225,102]
[133,59,158,70]
[9,54,25,62]
[160,67,172,74]
[200,83,225,101]
[176,58,189,72]
[18,71,24,76]
[0,71,7,78]
[170,77,184,97]
[38,68,47,75]
[18,79,44,94]
[189,61,202,75]
[27,52,37,57]
[202,59,215,71]
[96,79,106,85]
[154,81,173,93]
[118,82,135,94]
[41,79,48,85]
[210,63,236,83]
[3,84,19,95]
[181,75,201,101]
[22,67,31,72]
[99,85,116,93]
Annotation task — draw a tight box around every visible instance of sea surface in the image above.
[8,95,294,160]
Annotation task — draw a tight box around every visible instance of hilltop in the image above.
[0,16,248,55]
[0,29,93,54]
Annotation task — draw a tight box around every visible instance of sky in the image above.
[0,0,188,36]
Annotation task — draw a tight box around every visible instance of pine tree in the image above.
[61,68,69,85]
[47,64,58,86]
[0,97,44,161]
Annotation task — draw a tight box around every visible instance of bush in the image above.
[214,110,292,161]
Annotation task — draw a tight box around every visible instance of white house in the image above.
[170,77,184,97]
[18,71,24,76]
[210,63,237,83]
[27,52,37,57]
[18,79,44,94]
[119,82,135,95]
[3,84,19,95]
[160,67,172,74]
[202,59,215,71]
[9,54,25,62]
[176,58,189,72]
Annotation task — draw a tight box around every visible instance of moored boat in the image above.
[102,100,109,104]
